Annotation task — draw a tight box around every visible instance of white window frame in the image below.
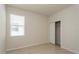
[10,14,25,36]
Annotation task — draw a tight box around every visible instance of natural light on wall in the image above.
[10,14,25,36]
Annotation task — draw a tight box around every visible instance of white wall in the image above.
[49,5,79,53]
[6,7,49,50]
[0,5,6,53]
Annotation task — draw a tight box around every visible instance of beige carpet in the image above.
[6,43,74,54]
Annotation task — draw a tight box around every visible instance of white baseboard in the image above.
[6,41,49,51]
[61,46,79,54]
[49,43,79,54]
[6,42,79,54]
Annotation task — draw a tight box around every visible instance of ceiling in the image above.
[7,4,73,16]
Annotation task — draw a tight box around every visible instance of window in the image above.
[10,14,25,36]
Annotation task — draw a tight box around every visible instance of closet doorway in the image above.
[55,21,61,47]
